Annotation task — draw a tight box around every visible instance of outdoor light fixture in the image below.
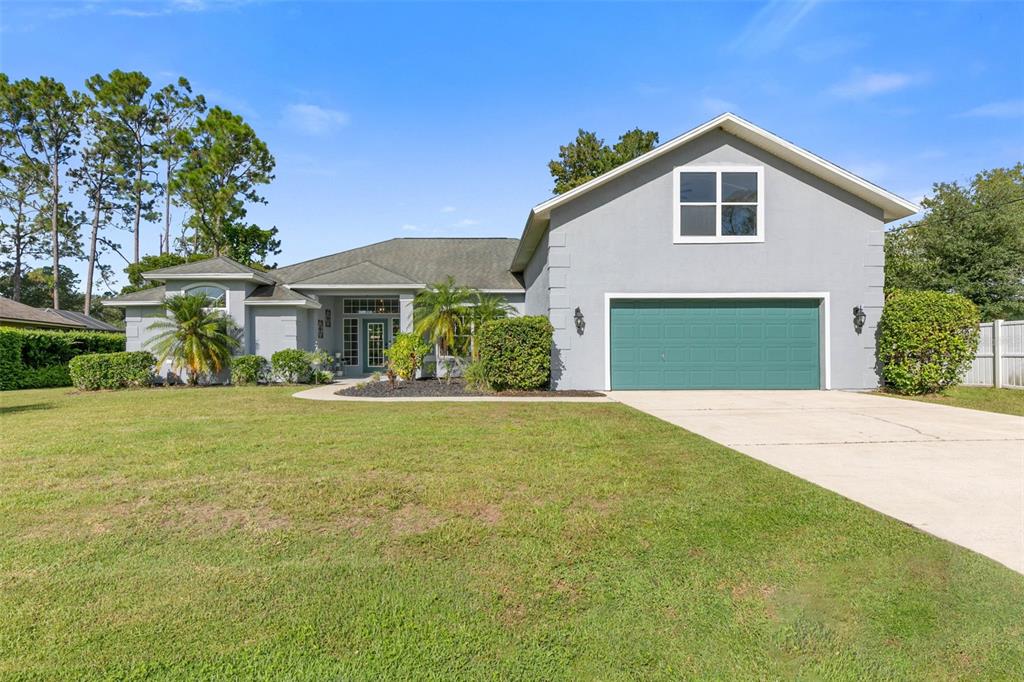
[574,306,585,334]
[853,305,867,334]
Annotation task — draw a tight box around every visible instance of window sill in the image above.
[674,235,765,244]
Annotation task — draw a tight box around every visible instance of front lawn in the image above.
[886,386,1024,417]
[2,387,1022,679]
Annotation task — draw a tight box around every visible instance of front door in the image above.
[362,319,387,372]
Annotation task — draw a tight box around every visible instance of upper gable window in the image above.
[183,284,227,308]
[673,166,764,243]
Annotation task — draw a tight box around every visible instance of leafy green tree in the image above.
[86,70,161,265]
[153,78,206,255]
[147,292,240,385]
[465,292,514,359]
[548,127,659,194]
[0,264,84,311]
[0,155,48,302]
[69,99,121,315]
[173,107,278,265]
[413,275,472,357]
[121,252,210,294]
[885,164,1024,320]
[12,77,86,308]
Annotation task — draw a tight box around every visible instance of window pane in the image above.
[184,285,226,307]
[680,205,716,236]
[722,172,758,202]
[680,172,716,203]
[722,205,758,236]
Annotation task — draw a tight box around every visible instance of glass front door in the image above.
[362,319,386,371]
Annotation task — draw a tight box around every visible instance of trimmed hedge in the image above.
[231,355,269,385]
[878,289,980,395]
[0,327,125,390]
[271,348,312,383]
[478,316,553,391]
[69,351,156,390]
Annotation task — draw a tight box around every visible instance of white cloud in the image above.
[699,96,737,115]
[440,206,456,213]
[729,0,820,55]
[400,224,420,232]
[828,71,918,99]
[455,218,479,227]
[958,99,1024,119]
[283,103,350,135]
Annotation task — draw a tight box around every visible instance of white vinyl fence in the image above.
[964,319,1024,389]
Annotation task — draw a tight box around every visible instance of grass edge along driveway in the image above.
[2,386,1023,679]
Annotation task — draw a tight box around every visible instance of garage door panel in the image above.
[610,299,820,389]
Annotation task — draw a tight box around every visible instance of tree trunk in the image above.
[85,200,101,316]
[133,161,143,263]
[164,157,171,255]
[50,157,60,309]
[11,196,25,302]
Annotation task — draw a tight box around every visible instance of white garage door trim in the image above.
[603,292,831,391]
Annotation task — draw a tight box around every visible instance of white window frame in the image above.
[182,283,229,312]
[672,165,765,244]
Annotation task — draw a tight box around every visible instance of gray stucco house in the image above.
[107,113,919,390]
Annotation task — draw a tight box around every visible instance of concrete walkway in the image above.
[609,390,1024,574]
[293,381,612,403]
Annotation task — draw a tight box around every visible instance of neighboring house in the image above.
[106,113,919,390]
[0,295,121,333]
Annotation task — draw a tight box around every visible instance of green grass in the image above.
[1,387,1022,680]
[885,386,1024,417]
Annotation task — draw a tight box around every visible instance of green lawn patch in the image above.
[884,386,1024,417]
[1,386,1022,679]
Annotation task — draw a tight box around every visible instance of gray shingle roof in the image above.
[104,286,167,304]
[50,309,123,332]
[274,238,523,290]
[245,284,320,306]
[297,260,420,286]
[0,296,87,328]
[143,256,275,282]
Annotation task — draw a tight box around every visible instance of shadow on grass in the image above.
[0,402,54,415]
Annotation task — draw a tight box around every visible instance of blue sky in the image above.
[2,0,1022,287]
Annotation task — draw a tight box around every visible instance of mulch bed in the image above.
[335,378,604,398]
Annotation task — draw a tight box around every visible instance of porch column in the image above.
[400,292,414,333]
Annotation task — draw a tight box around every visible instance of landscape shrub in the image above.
[462,360,490,391]
[0,328,125,390]
[69,351,156,390]
[231,355,269,385]
[271,348,313,383]
[385,332,431,381]
[878,289,980,395]
[477,316,553,391]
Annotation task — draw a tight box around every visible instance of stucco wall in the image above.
[531,129,885,390]
[250,308,299,358]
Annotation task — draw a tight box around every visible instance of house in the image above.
[106,113,919,390]
[0,296,121,333]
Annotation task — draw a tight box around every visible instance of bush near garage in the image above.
[878,289,980,395]
[68,351,156,390]
[0,327,125,390]
[231,355,270,385]
[477,316,554,391]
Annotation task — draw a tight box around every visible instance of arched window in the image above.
[184,284,227,308]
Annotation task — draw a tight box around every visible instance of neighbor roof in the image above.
[274,238,523,290]
[510,112,922,272]
[0,296,87,329]
[49,309,123,332]
[142,255,275,284]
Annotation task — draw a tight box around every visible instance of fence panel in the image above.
[964,319,1024,389]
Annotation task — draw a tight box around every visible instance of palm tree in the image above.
[466,292,514,360]
[148,292,240,385]
[413,276,472,357]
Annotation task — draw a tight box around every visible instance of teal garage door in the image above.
[610,299,820,389]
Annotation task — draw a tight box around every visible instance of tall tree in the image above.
[173,106,278,264]
[86,70,160,264]
[18,77,86,308]
[0,155,48,301]
[153,78,205,255]
[69,99,121,315]
[548,127,659,195]
[884,164,1024,320]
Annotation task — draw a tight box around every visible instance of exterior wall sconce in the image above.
[573,306,585,334]
[853,305,867,334]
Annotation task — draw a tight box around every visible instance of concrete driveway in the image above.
[609,390,1024,574]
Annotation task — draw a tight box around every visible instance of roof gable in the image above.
[142,256,275,283]
[296,260,420,287]
[510,113,921,272]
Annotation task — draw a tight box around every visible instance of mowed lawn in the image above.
[2,388,1023,680]
[891,386,1024,417]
